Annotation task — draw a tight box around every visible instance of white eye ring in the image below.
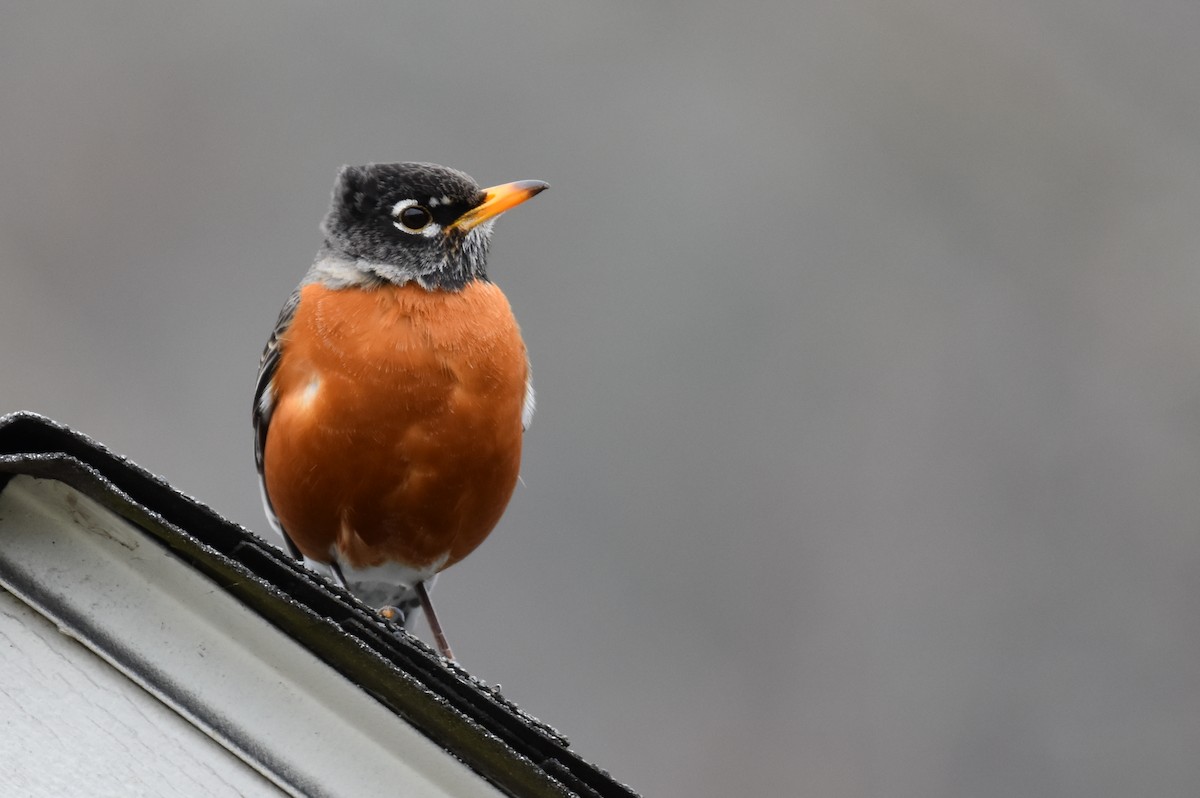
[391,199,441,237]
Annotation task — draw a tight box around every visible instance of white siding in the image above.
[0,586,285,797]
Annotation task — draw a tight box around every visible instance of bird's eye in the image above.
[396,205,432,231]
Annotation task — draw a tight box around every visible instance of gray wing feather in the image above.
[253,289,303,560]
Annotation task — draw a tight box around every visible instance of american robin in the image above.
[253,162,548,659]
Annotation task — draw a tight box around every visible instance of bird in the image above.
[253,162,548,659]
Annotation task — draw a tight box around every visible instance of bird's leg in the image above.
[329,560,351,591]
[415,580,455,661]
[328,560,449,659]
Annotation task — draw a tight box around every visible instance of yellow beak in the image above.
[448,179,550,233]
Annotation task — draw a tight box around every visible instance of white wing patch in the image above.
[522,373,536,431]
[300,375,321,407]
[257,379,275,419]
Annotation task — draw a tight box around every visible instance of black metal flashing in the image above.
[0,411,638,798]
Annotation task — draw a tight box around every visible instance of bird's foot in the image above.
[379,604,407,625]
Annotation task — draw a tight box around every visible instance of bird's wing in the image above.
[253,288,303,560]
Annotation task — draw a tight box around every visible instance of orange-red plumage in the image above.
[263,280,528,573]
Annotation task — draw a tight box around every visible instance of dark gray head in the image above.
[316,162,548,290]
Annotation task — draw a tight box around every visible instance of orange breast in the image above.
[262,280,528,572]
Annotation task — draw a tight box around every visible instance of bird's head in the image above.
[318,162,548,290]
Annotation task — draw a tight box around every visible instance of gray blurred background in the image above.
[3,3,1199,796]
